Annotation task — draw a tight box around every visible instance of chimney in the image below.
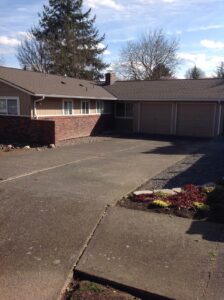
[105,72,117,85]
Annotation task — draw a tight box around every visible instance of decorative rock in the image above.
[154,189,175,195]
[172,188,182,193]
[48,144,56,149]
[6,145,14,151]
[133,190,153,196]
[24,145,31,150]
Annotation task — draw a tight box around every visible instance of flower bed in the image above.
[119,183,224,222]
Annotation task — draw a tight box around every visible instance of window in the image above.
[0,98,19,115]
[96,101,104,114]
[63,100,73,115]
[116,102,133,118]
[81,101,90,114]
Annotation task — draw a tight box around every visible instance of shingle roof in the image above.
[0,66,116,100]
[104,79,224,101]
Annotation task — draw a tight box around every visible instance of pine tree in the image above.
[151,63,173,80]
[215,62,224,78]
[26,0,108,79]
[185,65,205,79]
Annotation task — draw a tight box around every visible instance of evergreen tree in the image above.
[215,62,224,78]
[151,63,172,80]
[19,0,108,80]
[185,65,205,79]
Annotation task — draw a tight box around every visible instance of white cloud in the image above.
[85,0,123,11]
[98,43,111,55]
[110,37,136,43]
[200,39,224,49]
[178,52,224,77]
[187,24,224,32]
[0,36,20,46]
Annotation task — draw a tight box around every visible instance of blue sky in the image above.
[1,0,224,78]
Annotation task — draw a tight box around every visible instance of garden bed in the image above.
[64,278,141,300]
[119,182,224,223]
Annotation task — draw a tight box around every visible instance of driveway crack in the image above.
[57,204,110,300]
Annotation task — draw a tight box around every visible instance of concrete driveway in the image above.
[0,137,203,300]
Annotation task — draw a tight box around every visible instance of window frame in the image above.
[115,102,133,119]
[0,97,20,116]
[81,100,90,115]
[96,101,104,114]
[63,100,74,116]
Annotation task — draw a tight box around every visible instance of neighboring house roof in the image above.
[0,66,116,100]
[104,79,224,101]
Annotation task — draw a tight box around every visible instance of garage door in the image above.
[176,103,215,137]
[140,103,172,135]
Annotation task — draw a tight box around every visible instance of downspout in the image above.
[33,96,45,119]
[217,100,222,136]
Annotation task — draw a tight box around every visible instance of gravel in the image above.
[57,135,113,147]
[139,139,224,190]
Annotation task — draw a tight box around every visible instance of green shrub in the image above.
[193,202,210,211]
[151,199,171,208]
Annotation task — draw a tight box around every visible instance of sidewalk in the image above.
[76,207,224,300]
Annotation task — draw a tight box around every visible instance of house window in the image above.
[81,101,90,114]
[0,98,19,115]
[63,100,73,115]
[96,101,104,114]
[116,102,133,118]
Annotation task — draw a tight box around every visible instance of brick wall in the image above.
[42,114,114,143]
[0,116,55,145]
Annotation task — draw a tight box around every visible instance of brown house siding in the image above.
[0,116,55,145]
[0,81,32,116]
[35,98,102,116]
[41,114,114,143]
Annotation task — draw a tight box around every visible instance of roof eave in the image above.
[34,94,117,100]
[115,97,224,102]
[0,78,35,95]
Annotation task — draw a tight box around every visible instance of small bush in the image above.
[133,194,155,203]
[201,186,215,194]
[151,199,171,208]
[193,202,210,211]
[167,184,206,209]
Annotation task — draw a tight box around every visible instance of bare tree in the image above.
[215,62,224,78]
[185,65,205,79]
[17,33,51,73]
[117,29,179,80]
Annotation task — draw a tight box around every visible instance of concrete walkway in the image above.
[0,137,202,300]
[77,207,224,300]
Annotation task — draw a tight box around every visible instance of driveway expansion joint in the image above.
[57,204,110,300]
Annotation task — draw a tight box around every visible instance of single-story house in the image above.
[0,66,224,144]
[105,78,224,138]
[0,67,116,145]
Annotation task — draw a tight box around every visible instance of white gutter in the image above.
[33,96,45,119]
[34,94,117,100]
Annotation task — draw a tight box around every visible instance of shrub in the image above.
[151,199,171,208]
[167,184,206,209]
[201,186,215,194]
[153,191,170,199]
[133,193,155,203]
[193,202,210,211]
